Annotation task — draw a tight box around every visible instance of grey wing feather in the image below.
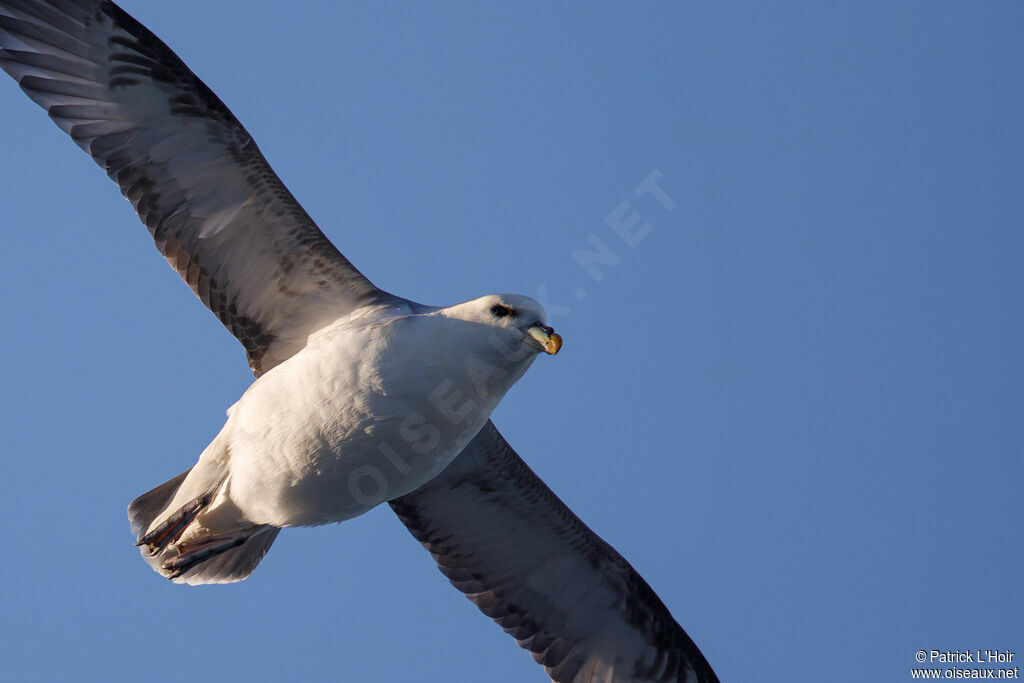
[389,422,719,683]
[0,0,396,374]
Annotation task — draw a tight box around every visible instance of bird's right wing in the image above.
[0,0,398,375]
[390,421,719,683]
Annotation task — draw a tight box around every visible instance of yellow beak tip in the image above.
[545,333,563,355]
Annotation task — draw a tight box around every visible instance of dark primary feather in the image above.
[0,0,393,375]
[391,422,719,683]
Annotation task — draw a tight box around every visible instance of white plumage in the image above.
[133,294,551,583]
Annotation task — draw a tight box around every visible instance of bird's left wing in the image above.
[390,422,719,683]
[0,0,397,375]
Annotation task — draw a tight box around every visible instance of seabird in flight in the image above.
[0,2,719,681]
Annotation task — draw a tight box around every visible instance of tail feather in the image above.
[127,468,192,539]
[127,470,280,585]
[170,526,280,585]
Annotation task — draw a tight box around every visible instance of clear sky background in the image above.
[1,2,1021,682]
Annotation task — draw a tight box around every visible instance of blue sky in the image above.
[1,2,1021,681]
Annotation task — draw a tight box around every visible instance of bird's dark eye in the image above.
[490,304,517,318]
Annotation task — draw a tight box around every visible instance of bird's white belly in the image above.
[229,411,468,527]
[213,315,521,527]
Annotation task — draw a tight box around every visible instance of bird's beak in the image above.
[524,324,562,355]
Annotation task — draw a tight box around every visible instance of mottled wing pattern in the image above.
[390,422,719,683]
[0,0,391,374]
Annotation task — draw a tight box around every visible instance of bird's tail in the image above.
[127,468,280,585]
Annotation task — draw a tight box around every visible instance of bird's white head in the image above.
[437,293,562,357]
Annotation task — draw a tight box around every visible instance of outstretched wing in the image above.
[0,0,395,374]
[390,422,719,683]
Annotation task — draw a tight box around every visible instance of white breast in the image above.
[216,312,533,527]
